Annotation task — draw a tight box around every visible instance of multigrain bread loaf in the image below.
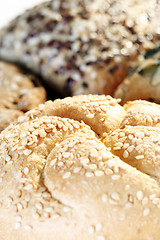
[0,0,159,96]
[114,45,160,104]
[0,61,47,132]
[2,95,160,239]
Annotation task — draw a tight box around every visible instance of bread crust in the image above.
[1,95,160,239]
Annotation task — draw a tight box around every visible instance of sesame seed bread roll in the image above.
[121,100,160,128]
[0,61,47,132]
[102,126,160,179]
[0,0,159,96]
[21,95,125,136]
[1,95,160,239]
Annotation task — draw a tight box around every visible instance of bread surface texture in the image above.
[1,95,160,239]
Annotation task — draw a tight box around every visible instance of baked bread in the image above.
[114,45,160,104]
[0,61,47,132]
[0,0,159,96]
[1,95,160,239]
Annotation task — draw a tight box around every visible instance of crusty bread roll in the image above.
[1,95,160,239]
[114,46,160,104]
[0,61,47,132]
[0,0,159,96]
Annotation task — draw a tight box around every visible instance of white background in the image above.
[0,0,44,28]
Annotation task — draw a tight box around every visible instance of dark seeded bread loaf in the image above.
[0,0,159,96]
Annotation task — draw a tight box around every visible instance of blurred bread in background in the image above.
[0,61,46,132]
[0,0,159,97]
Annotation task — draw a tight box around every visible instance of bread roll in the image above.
[0,61,47,132]
[1,95,160,239]
[0,0,159,96]
[114,46,160,104]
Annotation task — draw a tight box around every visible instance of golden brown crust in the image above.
[0,61,47,132]
[121,100,160,128]
[22,94,125,136]
[0,108,23,132]
[1,95,160,239]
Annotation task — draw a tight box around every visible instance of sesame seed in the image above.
[45,207,53,213]
[72,123,80,129]
[38,129,47,138]
[142,197,148,205]
[62,152,71,158]
[127,145,134,153]
[123,150,129,158]
[50,159,57,166]
[88,226,95,234]
[102,194,107,203]
[23,149,32,156]
[114,142,123,148]
[119,132,125,137]
[113,147,121,150]
[94,170,104,177]
[15,222,21,230]
[150,194,156,200]
[5,155,11,162]
[123,143,130,149]
[112,174,120,180]
[24,184,33,191]
[107,159,116,168]
[38,104,45,111]
[135,131,145,139]
[17,203,23,212]
[111,192,120,201]
[128,195,134,203]
[85,172,94,178]
[58,161,64,167]
[89,164,97,170]
[15,215,22,222]
[24,225,32,230]
[63,207,70,212]
[35,202,43,210]
[135,155,144,160]
[23,167,29,175]
[136,191,143,201]
[96,223,102,231]
[73,167,81,173]
[100,105,107,111]
[97,236,106,240]
[80,157,89,165]
[86,113,94,118]
[143,208,150,216]
[128,134,133,140]
[113,166,119,174]
[18,116,26,123]
[6,196,13,203]
[105,168,113,175]
[135,145,142,151]
[125,185,130,190]
[25,194,31,202]
[63,172,71,179]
